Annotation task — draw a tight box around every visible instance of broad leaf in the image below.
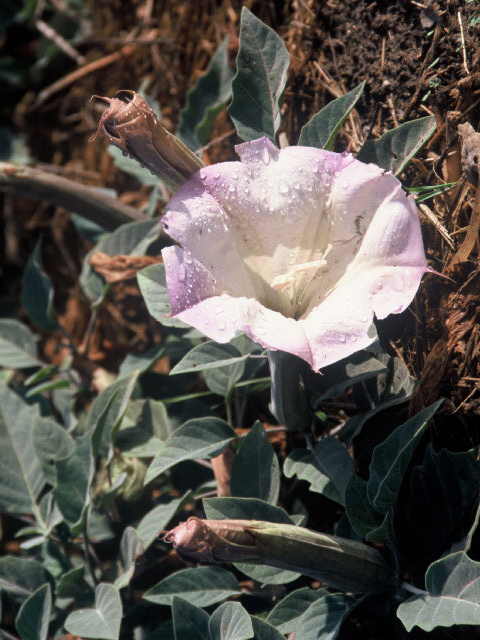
[170,341,249,375]
[116,398,171,458]
[137,263,188,328]
[296,593,355,640]
[0,556,52,605]
[228,7,289,142]
[266,588,328,634]
[284,437,354,506]
[230,421,280,503]
[178,37,234,151]
[33,416,74,462]
[57,567,94,607]
[0,319,42,368]
[64,583,122,640]
[203,497,294,523]
[394,445,480,577]
[0,384,44,514]
[298,81,365,150]
[145,417,235,484]
[15,583,51,640]
[119,345,165,377]
[203,359,246,397]
[367,400,442,514]
[143,566,241,607]
[86,371,139,457]
[172,596,210,640]
[21,236,59,331]
[114,527,144,589]
[356,116,436,175]
[250,617,285,640]
[397,552,480,631]
[209,601,253,640]
[344,475,390,543]
[53,434,94,535]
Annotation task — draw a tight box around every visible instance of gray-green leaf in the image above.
[298,81,365,150]
[397,552,480,631]
[356,116,436,175]
[0,319,42,369]
[230,421,280,503]
[178,37,234,151]
[64,583,122,640]
[0,384,44,514]
[15,583,51,640]
[145,417,236,483]
[21,237,59,331]
[143,566,241,607]
[209,601,253,640]
[228,7,289,142]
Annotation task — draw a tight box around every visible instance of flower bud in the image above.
[90,90,204,191]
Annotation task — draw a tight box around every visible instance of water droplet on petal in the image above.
[262,146,270,165]
[338,334,346,343]
[178,264,186,281]
[218,318,226,331]
[228,183,236,193]
[391,274,404,292]
[278,180,290,195]
[213,171,221,180]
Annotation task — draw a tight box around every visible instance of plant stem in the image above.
[0,162,147,231]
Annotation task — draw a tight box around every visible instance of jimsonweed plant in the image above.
[0,7,478,640]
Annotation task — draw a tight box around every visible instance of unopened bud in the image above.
[90,90,204,191]
[163,518,395,594]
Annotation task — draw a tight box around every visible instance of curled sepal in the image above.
[163,517,395,594]
[90,90,204,191]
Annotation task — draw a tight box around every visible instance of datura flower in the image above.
[161,137,427,370]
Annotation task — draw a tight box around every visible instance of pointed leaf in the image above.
[284,437,354,506]
[64,583,122,640]
[356,116,436,175]
[21,237,59,331]
[296,593,355,640]
[145,417,235,483]
[137,263,188,328]
[33,416,74,462]
[230,421,279,503]
[228,7,289,141]
[178,37,234,151]
[53,434,94,535]
[143,566,240,607]
[86,371,139,457]
[397,552,480,631]
[209,602,253,640]
[114,526,144,589]
[15,583,51,640]
[172,596,210,640]
[298,81,365,150]
[368,400,442,514]
[250,617,285,640]
[0,556,52,605]
[170,341,249,375]
[0,384,44,514]
[266,588,328,634]
[0,319,42,368]
[203,497,294,523]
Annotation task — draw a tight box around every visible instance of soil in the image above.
[1,0,480,441]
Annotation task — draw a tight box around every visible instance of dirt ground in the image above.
[1,0,480,446]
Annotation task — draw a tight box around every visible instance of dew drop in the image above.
[338,334,346,343]
[262,147,270,165]
[391,274,404,292]
[178,264,186,282]
[228,183,236,193]
[278,180,290,195]
[218,319,226,331]
[213,171,221,180]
